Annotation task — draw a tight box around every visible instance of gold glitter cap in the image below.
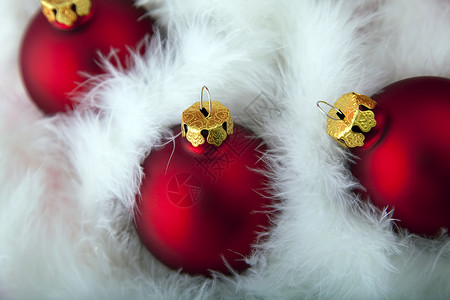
[41,0,92,27]
[181,87,234,147]
[317,92,377,148]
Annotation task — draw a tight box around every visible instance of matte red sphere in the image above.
[351,77,450,236]
[20,0,154,114]
[134,125,272,276]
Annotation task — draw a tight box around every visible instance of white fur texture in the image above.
[1,0,450,299]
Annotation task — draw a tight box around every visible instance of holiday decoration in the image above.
[322,76,450,236]
[134,87,271,276]
[20,0,154,114]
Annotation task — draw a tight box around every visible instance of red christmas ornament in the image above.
[323,77,450,236]
[134,87,272,276]
[20,0,154,114]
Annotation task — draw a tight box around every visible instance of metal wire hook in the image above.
[316,101,345,121]
[200,86,212,118]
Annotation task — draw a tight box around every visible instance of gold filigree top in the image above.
[326,92,377,148]
[41,0,92,26]
[181,100,234,147]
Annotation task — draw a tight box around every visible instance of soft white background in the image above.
[1,0,449,299]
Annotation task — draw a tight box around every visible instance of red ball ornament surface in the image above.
[20,0,154,114]
[351,77,450,236]
[134,125,271,276]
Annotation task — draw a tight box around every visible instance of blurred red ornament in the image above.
[20,0,154,114]
[324,77,450,236]
[134,88,271,276]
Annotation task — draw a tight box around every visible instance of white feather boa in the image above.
[1,0,449,299]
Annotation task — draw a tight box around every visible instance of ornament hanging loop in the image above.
[316,101,345,121]
[200,86,212,118]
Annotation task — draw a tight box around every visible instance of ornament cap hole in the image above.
[201,130,208,139]
[358,105,368,111]
[336,110,345,120]
[200,107,209,118]
[352,126,363,134]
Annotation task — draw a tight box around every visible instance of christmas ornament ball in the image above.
[20,0,154,114]
[350,77,450,236]
[134,124,271,276]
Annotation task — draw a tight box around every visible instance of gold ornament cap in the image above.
[318,92,377,148]
[41,0,92,27]
[181,87,234,147]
